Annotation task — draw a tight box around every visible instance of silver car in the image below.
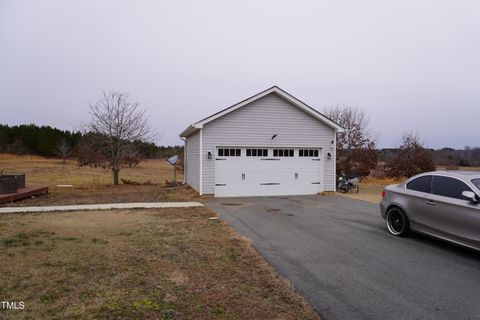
[380,171,480,251]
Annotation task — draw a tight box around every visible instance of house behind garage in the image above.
[179,86,344,197]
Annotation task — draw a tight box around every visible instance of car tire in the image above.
[386,207,410,236]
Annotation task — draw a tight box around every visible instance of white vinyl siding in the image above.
[201,93,336,194]
[185,130,200,192]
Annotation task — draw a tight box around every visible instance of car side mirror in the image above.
[461,191,478,203]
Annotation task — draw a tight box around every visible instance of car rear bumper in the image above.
[379,200,388,219]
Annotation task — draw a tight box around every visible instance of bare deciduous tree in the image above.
[385,132,435,178]
[324,106,378,177]
[56,138,70,164]
[77,91,154,185]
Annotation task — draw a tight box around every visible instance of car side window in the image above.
[472,178,480,191]
[431,176,474,200]
[406,176,431,193]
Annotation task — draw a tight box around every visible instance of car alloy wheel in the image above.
[386,207,409,236]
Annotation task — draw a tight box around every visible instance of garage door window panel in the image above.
[218,148,241,157]
[299,149,320,157]
[273,149,294,157]
[246,149,268,157]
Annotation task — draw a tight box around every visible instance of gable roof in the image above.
[179,86,344,138]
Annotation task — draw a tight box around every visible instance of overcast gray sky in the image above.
[1,1,479,148]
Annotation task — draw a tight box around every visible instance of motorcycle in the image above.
[336,173,360,193]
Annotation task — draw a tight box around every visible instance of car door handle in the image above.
[425,200,436,206]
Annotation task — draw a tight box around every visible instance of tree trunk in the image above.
[113,168,120,185]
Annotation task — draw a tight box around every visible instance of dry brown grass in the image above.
[0,154,196,206]
[0,154,182,186]
[335,177,403,204]
[0,207,320,320]
[2,184,202,207]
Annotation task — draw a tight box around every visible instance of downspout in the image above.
[333,132,337,192]
[199,129,203,195]
[181,137,186,184]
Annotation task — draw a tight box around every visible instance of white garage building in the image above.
[179,86,344,197]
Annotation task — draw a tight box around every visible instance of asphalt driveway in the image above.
[208,195,480,320]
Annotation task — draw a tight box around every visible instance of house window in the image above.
[273,149,294,157]
[246,149,268,157]
[299,149,319,157]
[218,148,241,157]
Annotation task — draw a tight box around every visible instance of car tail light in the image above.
[382,190,386,198]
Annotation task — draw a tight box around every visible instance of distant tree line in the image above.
[0,124,82,157]
[378,146,480,167]
[0,124,183,160]
[324,105,479,180]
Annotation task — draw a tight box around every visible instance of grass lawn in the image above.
[0,155,319,319]
[0,154,182,186]
[0,154,200,207]
[0,207,319,320]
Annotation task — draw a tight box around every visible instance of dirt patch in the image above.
[169,270,190,286]
[0,207,320,320]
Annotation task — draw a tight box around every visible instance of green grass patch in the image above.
[3,233,31,247]
[212,306,226,317]
[57,237,79,241]
[92,238,108,244]
[40,292,60,304]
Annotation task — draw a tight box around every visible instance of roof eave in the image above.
[179,125,201,138]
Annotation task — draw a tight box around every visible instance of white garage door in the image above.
[214,147,323,197]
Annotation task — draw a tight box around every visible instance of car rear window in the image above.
[472,178,480,191]
[406,176,431,193]
[431,176,474,200]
